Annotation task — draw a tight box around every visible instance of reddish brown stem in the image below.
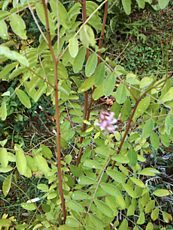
[111,100,140,169]
[82,0,89,124]
[111,86,153,170]
[76,0,90,165]
[76,1,108,165]
[98,1,108,63]
[41,0,66,223]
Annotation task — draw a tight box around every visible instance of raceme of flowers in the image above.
[97,111,117,134]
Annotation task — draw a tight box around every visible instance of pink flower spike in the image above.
[97,111,117,134]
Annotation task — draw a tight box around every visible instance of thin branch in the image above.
[112,99,140,170]
[98,1,108,63]
[41,0,66,223]
[111,79,164,170]
[76,0,89,166]
[86,156,111,214]
[82,0,89,124]
[27,1,48,43]
[58,0,108,60]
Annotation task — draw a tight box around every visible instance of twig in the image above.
[98,1,108,63]
[41,0,66,223]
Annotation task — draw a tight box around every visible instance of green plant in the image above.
[0,0,172,229]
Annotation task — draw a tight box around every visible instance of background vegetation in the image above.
[0,0,172,229]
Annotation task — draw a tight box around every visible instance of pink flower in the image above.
[97,111,117,134]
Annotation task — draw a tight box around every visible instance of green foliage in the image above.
[0,0,172,229]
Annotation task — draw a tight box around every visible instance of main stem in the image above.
[54,60,66,222]
[76,0,108,165]
[41,0,66,223]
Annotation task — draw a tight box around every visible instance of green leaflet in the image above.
[34,154,50,175]
[128,149,137,167]
[133,96,150,120]
[73,47,86,73]
[66,217,82,228]
[21,203,36,211]
[121,98,131,121]
[106,168,126,184]
[85,52,98,77]
[37,184,49,192]
[92,84,104,100]
[158,0,170,9]
[165,114,173,135]
[86,214,104,230]
[100,183,126,209]
[35,2,55,34]
[83,159,103,169]
[9,13,27,39]
[127,199,136,216]
[159,87,173,103]
[79,24,96,48]
[15,145,27,176]
[40,144,53,159]
[86,1,102,32]
[138,167,160,176]
[104,73,116,96]
[0,219,11,228]
[150,131,159,150]
[15,89,31,109]
[146,222,153,230]
[122,0,131,15]
[130,177,145,188]
[142,119,154,139]
[67,200,84,213]
[0,62,17,80]
[126,73,140,85]
[94,145,114,157]
[160,133,170,147]
[26,155,37,172]
[56,1,68,28]
[151,208,159,221]
[78,76,95,93]
[140,76,153,88]
[122,183,137,198]
[0,46,29,66]
[136,0,145,9]
[115,83,128,104]
[0,148,8,167]
[0,11,9,20]
[69,36,79,58]
[72,191,90,200]
[119,219,128,230]
[0,166,13,173]
[78,175,96,185]
[162,211,172,223]
[137,211,145,225]
[0,20,8,39]
[145,200,155,214]
[112,154,129,164]
[68,3,81,23]
[93,62,105,86]
[58,63,68,79]
[94,199,114,217]
[153,189,170,197]
[2,174,12,197]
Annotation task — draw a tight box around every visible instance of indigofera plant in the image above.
[0,0,172,229]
